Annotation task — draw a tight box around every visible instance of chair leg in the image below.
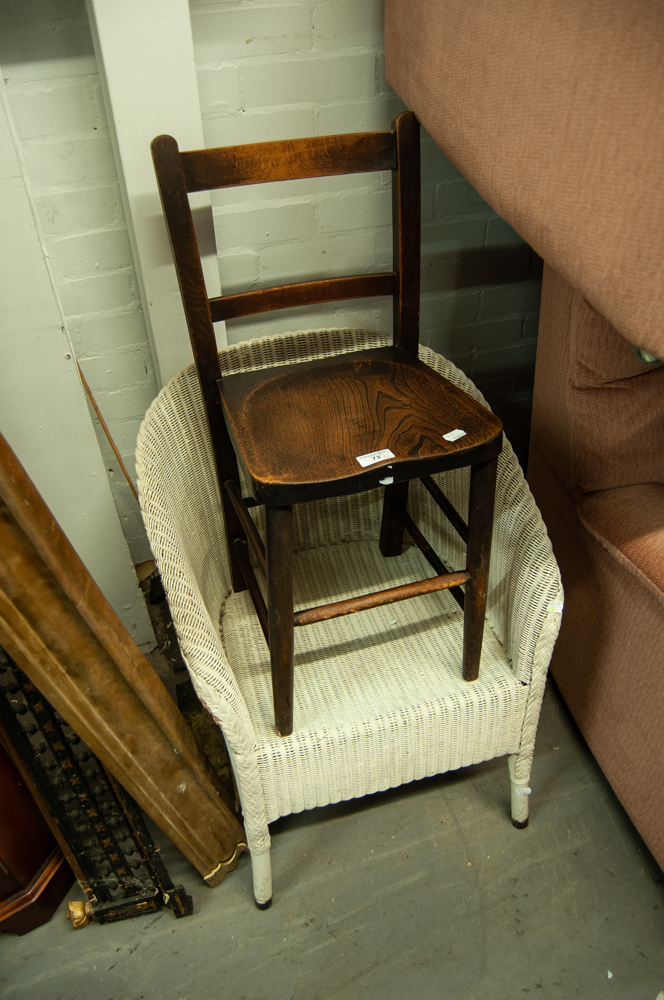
[251,849,273,908]
[508,754,531,829]
[462,457,498,681]
[266,505,294,737]
[379,481,409,557]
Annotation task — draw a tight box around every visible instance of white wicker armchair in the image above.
[136,328,563,907]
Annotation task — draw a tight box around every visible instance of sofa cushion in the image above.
[569,294,664,492]
[578,483,664,602]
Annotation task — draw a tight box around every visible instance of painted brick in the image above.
[79,348,150,393]
[425,318,523,359]
[21,133,118,188]
[422,219,487,252]
[435,178,489,216]
[0,1,83,26]
[259,232,375,284]
[314,95,402,135]
[240,54,375,109]
[196,67,243,118]
[471,338,538,380]
[68,308,150,355]
[420,292,481,330]
[9,78,106,140]
[58,270,139,317]
[421,133,461,180]
[95,383,158,423]
[192,7,312,62]
[214,201,316,251]
[217,251,259,293]
[523,311,541,341]
[373,227,393,269]
[479,281,542,320]
[226,298,391,345]
[48,228,134,280]
[313,0,383,50]
[0,19,96,83]
[203,106,314,146]
[34,183,122,236]
[319,186,390,233]
[486,216,524,246]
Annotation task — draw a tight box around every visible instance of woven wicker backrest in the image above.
[137,328,561,738]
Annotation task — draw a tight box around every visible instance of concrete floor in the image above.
[2,681,663,1000]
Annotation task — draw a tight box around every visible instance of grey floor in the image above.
[2,681,663,1000]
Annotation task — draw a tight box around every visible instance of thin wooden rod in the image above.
[394,502,466,610]
[209,273,397,323]
[76,362,139,504]
[421,476,468,543]
[232,539,269,643]
[225,480,266,575]
[394,503,448,576]
[180,131,397,192]
[293,571,470,627]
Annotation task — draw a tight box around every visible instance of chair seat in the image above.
[221,538,526,821]
[219,345,503,505]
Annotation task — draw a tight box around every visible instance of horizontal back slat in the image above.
[209,273,398,322]
[181,131,396,192]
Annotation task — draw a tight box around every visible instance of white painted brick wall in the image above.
[191,0,541,457]
[0,0,158,563]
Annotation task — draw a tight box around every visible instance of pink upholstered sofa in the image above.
[385,0,664,869]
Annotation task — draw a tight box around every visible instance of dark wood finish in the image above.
[462,458,498,682]
[0,846,73,936]
[210,273,398,322]
[421,475,469,543]
[0,431,247,885]
[266,507,294,737]
[379,481,409,557]
[152,134,247,593]
[393,503,449,577]
[294,571,470,628]
[232,538,269,642]
[219,347,502,506]
[392,111,421,355]
[152,111,503,734]
[0,661,194,926]
[180,131,396,192]
[0,738,73,934]
[225,480,266,574]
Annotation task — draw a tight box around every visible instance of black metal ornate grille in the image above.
[0,644,193,925]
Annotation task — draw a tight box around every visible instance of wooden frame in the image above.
[0,431,247,887]
[152,113,502,737]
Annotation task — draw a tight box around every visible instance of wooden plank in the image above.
[180,131,396,192]
[392,112,421,354]
[225,481,266,574]
[462,458,498,682]
[232,539,269,642]
[152,133,247,592]
[266,507,294,737]
[294,570,470,627]
[421,475,469,543]
[209,273,397,322]
[0,432,246,886]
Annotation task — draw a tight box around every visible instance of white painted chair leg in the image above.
[508,754,531,829]
[251,849,273,909]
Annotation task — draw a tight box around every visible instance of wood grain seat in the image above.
[221,346,502,506]
[152,111,503,738]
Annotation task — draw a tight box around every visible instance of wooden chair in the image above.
[151,112,502,738]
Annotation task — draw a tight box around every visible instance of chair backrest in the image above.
[151,112,421,406]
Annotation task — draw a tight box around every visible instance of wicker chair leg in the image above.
[251,850,273,909]
[508,753,531,829]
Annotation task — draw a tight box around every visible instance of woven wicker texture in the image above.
[136,328,562,862]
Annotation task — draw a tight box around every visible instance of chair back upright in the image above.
[151,113,421,586]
